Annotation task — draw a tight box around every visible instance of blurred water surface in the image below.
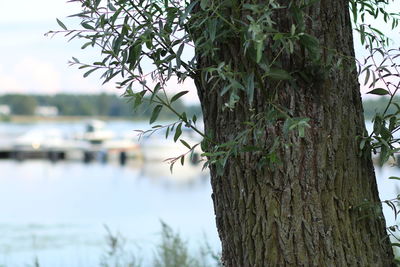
[0,121,218,267]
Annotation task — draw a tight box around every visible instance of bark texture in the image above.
[195,0,394,266]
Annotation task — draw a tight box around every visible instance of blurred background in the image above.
[0,1,219,266]
[0,0,399,266]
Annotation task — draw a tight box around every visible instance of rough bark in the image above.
[195,0,394,266]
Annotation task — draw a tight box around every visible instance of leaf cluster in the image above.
[350,0,400,47]
[51,0,400,177]
[357,25,400,166]
[50,0,324,173]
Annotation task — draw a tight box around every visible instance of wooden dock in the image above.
[0,139,141,164]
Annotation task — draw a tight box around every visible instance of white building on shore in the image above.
[35,106,59,117]
[0,105,11,116]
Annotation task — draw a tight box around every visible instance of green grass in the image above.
[100,222,221,267]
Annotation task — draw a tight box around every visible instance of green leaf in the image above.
[180,139,191,149]
[176,43,184,68]
[150,105,163,124]
[300,34,320,59]
[359,138,367,150]
[171,91,189,103]
[367,88,389,95]
[167,62,172,79]
[128,44,142,69]
[182,1,197,22]
[256,41,263,63]
[266,68,292,80]
[273,33,283,41]
[83,68,99,78]
[364,69,370,86]
[246,72,255,104]
[133,90,146,110]
[208,19,217,42]
[169,161,175,173]
[81,22,94,30]
[108,2,117,11]
[290,24,296,36]
[200,0,209,10]
[350,0,357,24]
[153,83,161,94]
[102,70,120,84]
[56,18,67,30]
[174,123,182,142]
[81,41,93,49]
[148,83,160,103]
[389,177,400,180]
[113,35,124,54]
[373,115,383,135]
[298,127,304,138]
[94,0,101,8]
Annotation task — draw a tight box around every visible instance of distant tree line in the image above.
[362,97,398,120]
[0,93,389,120]
[0,94,202,119]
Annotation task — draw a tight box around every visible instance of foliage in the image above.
[153,222,220,267]
[48,1,400,174]
[100,226,142,267]
[350,0,400,48]
[351,0,400,171]
[356,24,400,167]
[0,94,38,115]
[99,223,221,267]
[48,0,331,172]
[0,93,200,119]
[353,20,400,246]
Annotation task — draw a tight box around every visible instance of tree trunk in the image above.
[195,1,394,266]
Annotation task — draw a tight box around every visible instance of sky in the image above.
[0,0,399,101]
[0,1,98,94]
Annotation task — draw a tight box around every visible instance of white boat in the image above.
[12,128,83,160]
[79,120,114,144]
[73,120,140,162]
[13,128,65,151]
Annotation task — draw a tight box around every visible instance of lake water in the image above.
[0,121,219,267]
[0,121,399,266]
